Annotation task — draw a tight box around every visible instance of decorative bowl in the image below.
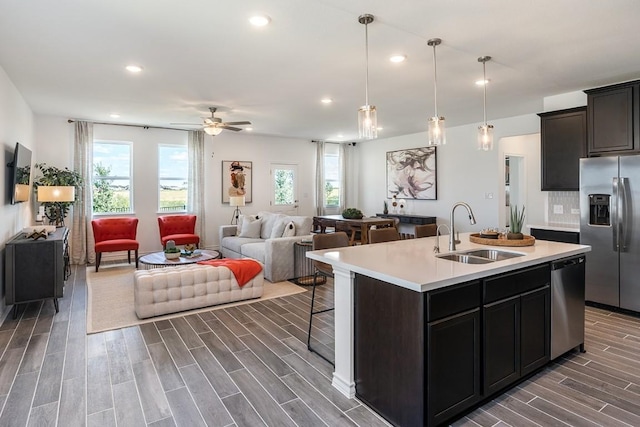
[164,251,180,260]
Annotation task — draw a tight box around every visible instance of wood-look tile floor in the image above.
[0,265,639,426]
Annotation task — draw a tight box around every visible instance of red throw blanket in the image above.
[197,259,262,287]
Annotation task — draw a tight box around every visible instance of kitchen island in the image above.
[307,232,590,427]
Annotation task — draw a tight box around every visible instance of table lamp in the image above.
[37,186,76,227]
[229,195,245,225]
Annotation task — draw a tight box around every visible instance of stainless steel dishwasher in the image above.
[551,255,586,359]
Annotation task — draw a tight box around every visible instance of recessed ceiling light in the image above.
[321,98,333,104]
[110,113,120,118]
[245,127,253,131]
[125,65,143,73]
[377,127,383,131]
[337,134,344,138]
[389,55,406,63]
[249,15,271,26]
[476,79,490,86]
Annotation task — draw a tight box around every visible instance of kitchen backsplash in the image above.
[547,191,580,224]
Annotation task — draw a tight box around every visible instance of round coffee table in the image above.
[138,249,221,269]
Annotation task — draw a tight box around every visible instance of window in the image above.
[92,141,133,214]
[324,143,341,207]
[158,144,188,212]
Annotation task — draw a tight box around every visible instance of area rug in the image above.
[86,264,307,334]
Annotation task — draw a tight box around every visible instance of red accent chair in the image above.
[158,215,200,248]
[91,218,139,272]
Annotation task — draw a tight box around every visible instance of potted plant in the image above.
[508,205,526,240]
[342,208,364,219]
[164,240,181,259]
[33,163,83,226]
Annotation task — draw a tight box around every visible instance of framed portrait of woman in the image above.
[222,160,252,203]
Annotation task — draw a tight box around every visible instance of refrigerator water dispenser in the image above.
[588,194,610,226]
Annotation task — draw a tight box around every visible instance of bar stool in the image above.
[307,231,350,364]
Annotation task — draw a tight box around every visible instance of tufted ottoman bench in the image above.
[133,263,264,319]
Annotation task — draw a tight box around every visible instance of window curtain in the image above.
[339,143,348,212]
[71,121,94,265]
[187,130,206,244]
[314,140,326,216]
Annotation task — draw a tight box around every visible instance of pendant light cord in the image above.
[432,43,438,117]
[364,22,370,106]
[482,60,487,125]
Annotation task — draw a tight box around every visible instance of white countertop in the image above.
[528,223,580,233]
[307,232,590,293]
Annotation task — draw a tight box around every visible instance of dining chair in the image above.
[368,227,400,244]
[415,223,438,238]
[307,231,350,365]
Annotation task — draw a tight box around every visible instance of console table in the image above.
[376,213,437,225]
[5,227,68,317]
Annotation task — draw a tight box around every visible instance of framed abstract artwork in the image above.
[222,160,252,203]
[386,147,437,200]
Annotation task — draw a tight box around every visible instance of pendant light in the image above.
[477,56,494,151]
[357,14,377,140]
[427,38,445,146]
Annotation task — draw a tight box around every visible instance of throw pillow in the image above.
[236,214,257,235]
[238,217,262,238]
[281,221,296,238]
[270,218,287,239]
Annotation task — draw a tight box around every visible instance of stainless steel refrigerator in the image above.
[580,155,640,312]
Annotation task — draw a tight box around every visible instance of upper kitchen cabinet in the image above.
[585,81,640,155]
[538,107,587,191]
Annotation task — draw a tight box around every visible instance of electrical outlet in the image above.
[553,205,564,214]
[485,192,494,199]
[571,208,580,215]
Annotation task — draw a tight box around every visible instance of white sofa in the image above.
[134,263,264,319]
[219,211,313,282]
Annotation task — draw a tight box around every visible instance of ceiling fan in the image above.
[172,107,251,135]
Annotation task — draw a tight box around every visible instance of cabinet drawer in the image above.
[484,264,551,304]
[427,280,480,323]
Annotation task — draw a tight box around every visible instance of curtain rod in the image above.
[67,119,190,132]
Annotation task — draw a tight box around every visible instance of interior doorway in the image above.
[504,155,526,228]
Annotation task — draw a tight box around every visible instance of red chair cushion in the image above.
[95,239,139,253]
[161,234,200,247]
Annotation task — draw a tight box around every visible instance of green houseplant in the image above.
[508,205,526,240]
[342,207,364,219]
[33,163,83,226]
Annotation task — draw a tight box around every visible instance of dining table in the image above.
[313,215,396,245]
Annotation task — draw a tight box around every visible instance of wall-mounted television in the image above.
[7,142,33,204]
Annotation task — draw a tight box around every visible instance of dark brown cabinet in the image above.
[585,81,640,155]
[538,107,587,190]
[4,227,68,316]
[483,264,550,396]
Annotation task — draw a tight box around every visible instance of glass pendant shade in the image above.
[358,104,378,140]
[204,126,223,136]
[428,116,446,146]
[477,124,494,151]
[357,14,377,140]
[427,38,445,146]
[477,56,494,150]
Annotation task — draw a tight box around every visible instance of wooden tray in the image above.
[469,233,535,247]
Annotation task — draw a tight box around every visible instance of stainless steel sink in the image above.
[436,253,494,264]
[461,249,525,261]
[436,249,525,264]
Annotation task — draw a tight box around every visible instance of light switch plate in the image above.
[553,205,564,214]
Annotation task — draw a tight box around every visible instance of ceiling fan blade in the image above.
[222,121,251,126]
[204,118,214,125]
[170,122,201,126]
[220,126,242,132]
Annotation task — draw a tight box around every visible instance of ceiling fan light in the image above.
[358,104,377,140]
[204,126,223,136]
[428,116,446,146]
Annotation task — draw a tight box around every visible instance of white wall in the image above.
[33,116,317,255]
[355,114,540,234]
[0,65,36,317]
